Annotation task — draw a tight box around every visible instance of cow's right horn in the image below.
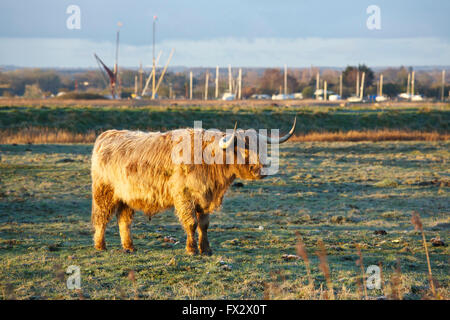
[219,122,237,149]
[260,117,296,144]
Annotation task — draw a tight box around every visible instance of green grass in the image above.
[0,104,449,134]
[0,141,448,299]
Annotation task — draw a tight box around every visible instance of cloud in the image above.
[0,36,449,68]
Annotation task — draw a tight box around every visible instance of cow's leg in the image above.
[174,198,198,255]
[117,202,135,252]
[91,182,117,251]
[197,213,212,255]
[92,201,107,251]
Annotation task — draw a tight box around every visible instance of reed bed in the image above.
[1,127,448,144]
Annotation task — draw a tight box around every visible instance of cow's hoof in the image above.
[198,244,212,256]
[199,247,213,256]
[186,247,199,256]
[122,247,136,254]
[94,243,106,251]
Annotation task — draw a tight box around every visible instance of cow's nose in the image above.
[262,160,272,168]
[258,168,267,179]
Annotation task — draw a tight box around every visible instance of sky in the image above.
[0,0,449,68]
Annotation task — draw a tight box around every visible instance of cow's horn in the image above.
[261,117,296,144]
[219,122,237,149]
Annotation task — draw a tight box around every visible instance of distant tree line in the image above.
[0,65,448,100]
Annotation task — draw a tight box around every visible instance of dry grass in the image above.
[315,239,335,300]
[0,127,448,144]
[0,128,97,144]
[411,211,437,298]
[291,129,450,142]
[356,244,368,300]
[264,233,446,300]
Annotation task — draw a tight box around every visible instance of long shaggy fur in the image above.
[91,128,263,254]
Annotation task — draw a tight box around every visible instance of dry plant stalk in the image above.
[316,239,335,300]
[389,259,403,300]
[1,283,16,300]
[355,244,368,300]
[76,289,85,300]
[411,211,436,298]
[264,270,284,300]
[378,262,385,296]
[128,270,139,300]
[355,276,363,300]
[295,232,313,289]
[263,282,270,300]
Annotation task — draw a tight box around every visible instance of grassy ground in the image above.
[0,141,448,300]
[1,103,449,134]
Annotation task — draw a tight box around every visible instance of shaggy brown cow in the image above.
[91,119,296,255]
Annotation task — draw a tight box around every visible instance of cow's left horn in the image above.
[261,117,296,144]
[219,122,237,149]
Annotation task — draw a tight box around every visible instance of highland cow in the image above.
[91,119,296,255]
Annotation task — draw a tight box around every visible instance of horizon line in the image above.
[2,64,450,70]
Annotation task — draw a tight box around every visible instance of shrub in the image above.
[23,84,43,98]
[302,86,314,98]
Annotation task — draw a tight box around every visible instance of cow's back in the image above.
[91,129,175,213]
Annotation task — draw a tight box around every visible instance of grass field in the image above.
[1,103,449,134]
[1,102,449,145]
[0,141,448,299]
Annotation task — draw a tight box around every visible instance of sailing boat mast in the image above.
[93,22,122,99]
[114,22,122,99]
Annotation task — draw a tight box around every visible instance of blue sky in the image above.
[0,0,449,68]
